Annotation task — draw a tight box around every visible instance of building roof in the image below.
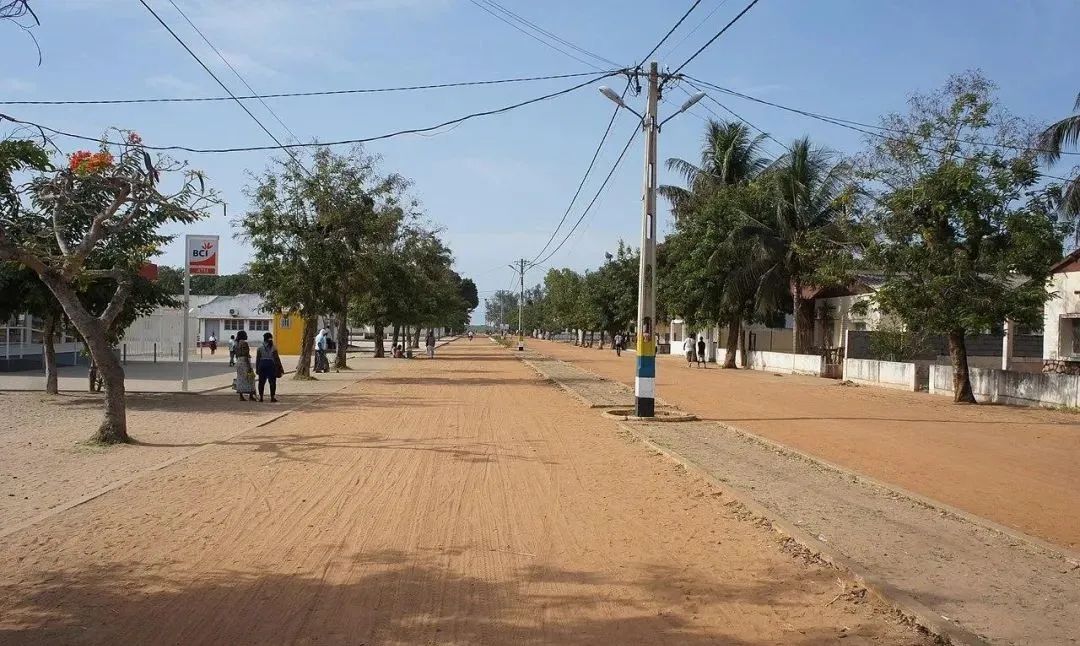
[193,293,271,319]
[1050,248,1080,274]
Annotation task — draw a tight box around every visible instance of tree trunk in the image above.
[738,322,748,368]
[723,318,739,369]
[392,324,400,348]
[412,326,422,349]
[43,312,58,394]
[948,328,977,403]
[599,330,606,349]
[295,315,318,379]
[792,282,814,355]
[588,330,595,347]
[38,276,128,443]
[334,312,349,370]
[373,323,386,358]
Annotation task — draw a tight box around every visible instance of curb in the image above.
[620,421,989,646]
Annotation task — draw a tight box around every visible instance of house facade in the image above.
[1043,250,1080,373]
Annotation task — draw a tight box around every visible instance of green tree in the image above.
[864,72,1069,402]
[1037,91,1080,215]
[0,136,211,443]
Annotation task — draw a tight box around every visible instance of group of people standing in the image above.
[682,335,709,368]
[233,331,285,402]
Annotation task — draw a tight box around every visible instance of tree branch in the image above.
[99,272,134,328]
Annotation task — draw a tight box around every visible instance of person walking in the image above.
[228,335,236,367]
[696,336,707,369]
[683,334,695,368]
[256,332,285,403]
[425,330,436,359]
[208,333,217,356]
[314,327,328,373]
[233,331,256,402]
[613,332,623,357]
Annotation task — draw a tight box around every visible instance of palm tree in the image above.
[659,119,771,217]
[738,137,851,354]
[1037,92,1080,216]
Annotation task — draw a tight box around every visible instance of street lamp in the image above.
[600,64,705,418]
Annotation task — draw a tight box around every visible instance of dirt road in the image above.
[530,339,1080,551]
[0,341,927,645]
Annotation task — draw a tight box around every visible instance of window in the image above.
[224,319,243,331]
[280,315,292,329]
[250,319,270,332]
[1071,319,1080,356]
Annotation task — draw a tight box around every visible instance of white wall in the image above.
[119,307,194,359]
[1044,271,1080,360]
[930,364,1080,408]
[747,350,824,376]
[843,358,917,391]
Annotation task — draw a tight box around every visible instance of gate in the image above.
[822,346,844,379]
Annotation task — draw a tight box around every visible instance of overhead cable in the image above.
[669,0,762,77]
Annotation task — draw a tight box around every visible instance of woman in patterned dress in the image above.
[233,330,257,401]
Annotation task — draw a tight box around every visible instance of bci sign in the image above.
[186,234,219,276]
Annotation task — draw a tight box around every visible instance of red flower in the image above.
[127,132,142,145]
[68,150,114,175]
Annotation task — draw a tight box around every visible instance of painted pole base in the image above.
[635,397,655,418]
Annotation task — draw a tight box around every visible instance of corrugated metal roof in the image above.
[193,293,271,319]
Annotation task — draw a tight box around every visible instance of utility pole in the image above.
[509,259,526,351]
[634,62,660,417]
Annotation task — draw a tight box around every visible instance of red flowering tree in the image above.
[0,132,214,443]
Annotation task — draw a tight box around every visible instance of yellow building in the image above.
[272,312,304,355]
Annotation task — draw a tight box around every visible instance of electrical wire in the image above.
[678,81,789,153]
[669,0,762,77]
[0,71,610,106]
[661,0,730,62]
[164,0,300,145]
[639,0,702,65]
[532,126,641,267]
[686,75,1080,161]
[136,0,309,172]
[0,71,621,154]
[467,0,608,71]
[529,77,633,264]
[476,0,624,70]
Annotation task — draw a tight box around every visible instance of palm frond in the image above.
[1037,113,1080,164]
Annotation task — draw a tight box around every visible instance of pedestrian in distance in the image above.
[697,336,707,369]
[613,332,623,357]
[256,332,285,403]
[683,334,695,368]
[228,335,236,367]
[426,330,437,359]
[208,333,217,355]
[232,331,257,402]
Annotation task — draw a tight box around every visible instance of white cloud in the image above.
[0,78,35,93]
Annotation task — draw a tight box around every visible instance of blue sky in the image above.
[2,0,1078,311]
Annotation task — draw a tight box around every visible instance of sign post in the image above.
[183,234,219,391]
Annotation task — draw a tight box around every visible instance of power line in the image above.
[533,126,640,267]
[136,0,309,172]
[466,0,609,71]
[679,81,789,153]
[530,77,633,264]
[639,0,702,65]
[662,0,731,61]
[0,71,609,106]
[164,0,300,145]
[477,0,624,70]
[686,75,1080,160]
[0,71,620,154]
[669,0,762,77]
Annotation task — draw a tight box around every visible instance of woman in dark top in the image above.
[255,332,285,402]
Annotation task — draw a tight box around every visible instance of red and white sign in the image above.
[186,235,219,276]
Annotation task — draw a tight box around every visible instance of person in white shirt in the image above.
[682,334,695,368]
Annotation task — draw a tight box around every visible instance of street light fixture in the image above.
[598,86,642,119]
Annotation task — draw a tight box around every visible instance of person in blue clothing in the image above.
[256,332,285,402]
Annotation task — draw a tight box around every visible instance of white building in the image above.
[1043,250,1080,371]
[193,293,273,344]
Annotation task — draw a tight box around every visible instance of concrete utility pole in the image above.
[634,62,660,417]
[509,259,527,351]
[598,63,703,417]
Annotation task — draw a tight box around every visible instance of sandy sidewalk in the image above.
[529,338,1080,551]
[0,341,928,645]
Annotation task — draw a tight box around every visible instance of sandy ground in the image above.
[0,357,386,532]
[0,341,929,645]
[529,339,1080,551]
